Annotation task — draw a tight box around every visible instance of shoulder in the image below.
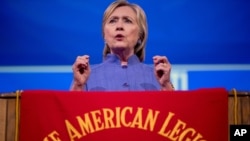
[140,63,154,71]
[90,64,102,70]
[90,62,110,71]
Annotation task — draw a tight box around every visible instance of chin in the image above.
[112,44,128,49]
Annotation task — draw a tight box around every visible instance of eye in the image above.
[108,18,117,24]
[124,18,132,23]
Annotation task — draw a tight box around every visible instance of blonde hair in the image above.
[102,0,148,62]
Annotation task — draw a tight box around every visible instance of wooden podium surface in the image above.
[0,93,17,141]
[0,90,249,141]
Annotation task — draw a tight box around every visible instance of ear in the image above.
[138,31,143,41]
[137,39,142,45]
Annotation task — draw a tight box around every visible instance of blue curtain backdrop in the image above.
[0,0,250,92]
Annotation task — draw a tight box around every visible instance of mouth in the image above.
[115,34,124,41]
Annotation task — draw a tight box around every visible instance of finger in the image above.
[73,55,90,71]
[80,55,89,59]
[75,63,89,75]
[158,56,168,64]
[73,60,88,70]
[155,66,171,83]
[76,55,90,65]
[153,55,161,65]
[76,55,89,62]
[155,63,171,73]
[153,56,169,65]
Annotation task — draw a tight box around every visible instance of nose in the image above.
[116,20,124,31]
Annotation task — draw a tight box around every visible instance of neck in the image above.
[111,48,134,65]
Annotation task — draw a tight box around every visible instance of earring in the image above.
[137,39,142,45]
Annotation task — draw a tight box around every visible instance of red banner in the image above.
[19,88,228,141]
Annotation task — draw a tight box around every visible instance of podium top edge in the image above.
[0,92,19,98]
[0,90,250,98]
[228,91,250,97]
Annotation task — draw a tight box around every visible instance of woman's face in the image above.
[104,6,140,53]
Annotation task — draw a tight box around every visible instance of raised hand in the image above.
[153,55,174,90]
[71,55,91,91]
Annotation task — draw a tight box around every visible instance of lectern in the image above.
[0,92,18,141]
[0,88,249,141]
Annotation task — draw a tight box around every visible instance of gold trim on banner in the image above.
[231,88,238,125]
[15,90,22,141]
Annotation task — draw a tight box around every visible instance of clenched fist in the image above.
[71,55,91,91]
